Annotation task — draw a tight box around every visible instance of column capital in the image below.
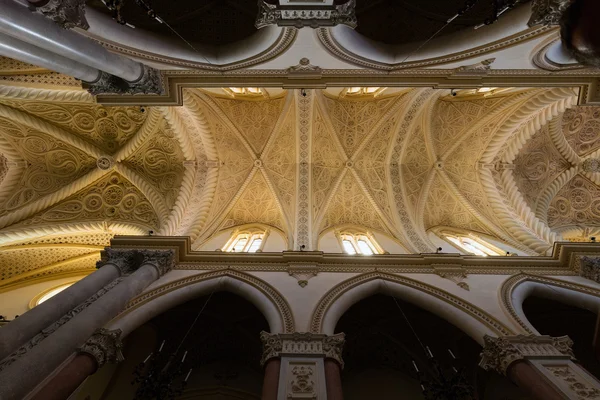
[97,248,175,276]
[260,331,345,368]
[255,0,357,29]
[77,328,124,369]
[138,249,176,277]
[580,256,600,283]
[479,335,574,375]
[30,0,89,30]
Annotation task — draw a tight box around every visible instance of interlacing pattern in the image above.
[0,84,599,286]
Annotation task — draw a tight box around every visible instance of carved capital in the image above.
[32,0,89,30]
[138,249,176,276]
[87,67,165,96]
[479,335,574,375]
[528,0,570,27]
[256,0,357,29]
[78,328,124,368]
[288,263,319,288]
[580,256,600,283]
[260,331,345,368]
[97,248,137,276]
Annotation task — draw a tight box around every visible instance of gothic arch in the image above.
[311,271,514,343]
[107,269,295,336]
[500,274,600,335]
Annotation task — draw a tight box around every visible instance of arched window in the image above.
[30,282,76,309]
[445,234,503,257]
[223,87,265,98]
[223,229,268,253]
[337,231,383,255]
[342,87,385,98]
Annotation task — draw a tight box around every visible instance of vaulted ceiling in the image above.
[0,79,598,289]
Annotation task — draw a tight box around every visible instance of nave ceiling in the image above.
[0,80,599,290]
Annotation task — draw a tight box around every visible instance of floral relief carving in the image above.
[547,174,600,230]
[562,107,600,157]
[546,365,600,399]
[289,365,316,397]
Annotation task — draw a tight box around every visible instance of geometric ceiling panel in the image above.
[400,122,431,213]
[263,106,296,220]
[547,174,600,230]
[513,125,571,210]
[312,106,345,219]
[0,122,96,218]
[220,171,286,233]
[214,95,286,155]
[12,172,160,231]
[562,107,600,157]
[322,94,399,158]
[0,101,147,155]
[123,119,186,210]
[321,172,389,235]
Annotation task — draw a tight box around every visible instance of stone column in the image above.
[260,331,345,400]
[30,328,124,400]
[0,248,131,361]
[480,335,600,400]
[0,249,175,400]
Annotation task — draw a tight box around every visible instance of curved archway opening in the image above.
[523,295,600,380]
[78,292,269,400]
[335,294,526,399]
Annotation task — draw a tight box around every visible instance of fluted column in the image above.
[30,328,124,400]
[0,249,131,361]
[0,249,175,400]
[480,335,600,400]
[260,331,345,400]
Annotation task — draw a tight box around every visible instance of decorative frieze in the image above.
[256,0,357,29]
[32,0,89,30]
[479,335,574,375]
[260,332,345,367]
[78,328,124,368]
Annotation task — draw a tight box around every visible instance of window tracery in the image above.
[223,87,266,98]
[223,228,268,253]
[336,231,383,255]
[341,87,386,98]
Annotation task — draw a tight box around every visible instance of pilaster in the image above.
[480,335,600,399]
[261,332,345,399]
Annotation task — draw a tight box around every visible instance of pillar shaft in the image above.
[30,354,97,400]
[325,359,344,400]
[0,263,158,400]
[0,263,119,361]
[0,0,143,82]
[262,358,281,400]
[507,360,565,400]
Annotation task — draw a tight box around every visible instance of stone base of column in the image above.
[262,358,281,400]
[325,359,344,400]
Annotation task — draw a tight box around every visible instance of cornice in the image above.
[108,236,600,275]
[94,69,600,107]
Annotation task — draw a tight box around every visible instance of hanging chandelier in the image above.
[131,283,220,399]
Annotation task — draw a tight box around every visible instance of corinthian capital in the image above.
[139,249,176,276]
[260,331,346,367]
[78,328,124,368]
[479,335,574,375]
[97,248,137,276]
[580,256,600,283]
[32,0,89,30]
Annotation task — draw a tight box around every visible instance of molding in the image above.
[0,85,93,103]
[88,28,297,71]
[295,89,312,250]
[120,269,295,333]
[95,69,600,107]
[309,271,514,335]
[531,35,585,72]
[500,273,600,335]
[316,25,555,71]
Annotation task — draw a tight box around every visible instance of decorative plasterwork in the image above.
[479,334,574,375]
[548,174,600,230]
[288,264,319,288]
[260,331,345,367]
[256,0,357,29]
[33,0,89,30]
[434,265,470,291]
